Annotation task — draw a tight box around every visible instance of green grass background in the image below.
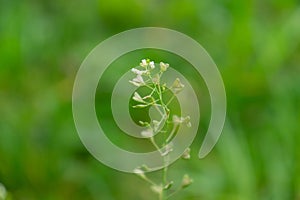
[0,0,300,199]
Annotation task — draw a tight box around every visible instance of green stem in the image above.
[146,70,174,200]
[150,137,163,155]
[163,157,168,184]
[142,176,157,186]
[166,187,183,199]
[166,124,178,143]
[159,191,164,200]
[166,94,175,106]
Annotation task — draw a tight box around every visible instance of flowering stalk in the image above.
[130,59,193,200]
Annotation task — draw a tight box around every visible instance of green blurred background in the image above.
[1,0,300,199]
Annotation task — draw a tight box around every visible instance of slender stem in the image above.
[163,155,169,184]
[159,191,163,200]
[142,176,157,186]
[166,124,178,143]
[144,84,154,90]
[148,87,156,97]
[158,84,163,102]
[156,115,166,130]
[156,74,170,200]
[152,99,164,117]
[144,70,176,200]
[166,94,175,106]
[150,137,163,155]
[166,187,183,199]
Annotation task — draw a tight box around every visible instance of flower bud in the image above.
[181,147,191,160]
[172,78,184,93]
[140,59,148,67]
[181,174,193,188]
[149,61,155,69]
[160,62,169,72]
[132,92,146,103]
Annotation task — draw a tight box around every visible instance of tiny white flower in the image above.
[149,61,155,69]
[129,75,145,87]
[140,59,148,67]
[132,92,146,103]
[152,120,159,132]
[173,115,191,127]
[131,68,145,75]
[182,147,191,159]
[160,62,169,72]
[185,116,191,127]
[161,142,173,156]
[172,115,183,124]
[172,78,184,93]
[141,128,154,137]
[134,75,144,83]
[152,74,160,84]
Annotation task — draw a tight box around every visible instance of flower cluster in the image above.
[130,59,193,200]
[129,59,171,87]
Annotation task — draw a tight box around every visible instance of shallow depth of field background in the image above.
[1,0,300,199]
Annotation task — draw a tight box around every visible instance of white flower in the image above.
[172,115,183,124]
[132,92,146,103]
[131,68,146,75]
[149,61,155,69]
[152,120,159,132]
[140,59,148,67]
[129,75,145,87]
[141,128,154,137]
[181,147,191,159]
[160,62,169,72]
[172,78,184,93]
[173,115,191,127]
[161,142,173,156]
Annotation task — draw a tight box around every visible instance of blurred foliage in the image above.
[0,0,300,199]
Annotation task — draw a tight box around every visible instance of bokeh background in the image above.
[1,0,300,199]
